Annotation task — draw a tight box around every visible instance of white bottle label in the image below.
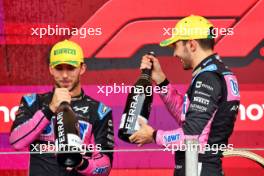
[67,133,82,149]
[119,113,127,129]
[134,115,148,131]
[119,113,148,131]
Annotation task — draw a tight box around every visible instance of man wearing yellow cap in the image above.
[130,15,240,176]
[10,40,114,176]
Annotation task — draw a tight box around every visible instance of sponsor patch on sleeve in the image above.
[93,166,109,174]
[23,94,37,107]
[163,133,180,143]
[97,103,111,120]
[230,79,239,96]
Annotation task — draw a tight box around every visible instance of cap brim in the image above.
[160,37,179,47]
[50,61,81,68]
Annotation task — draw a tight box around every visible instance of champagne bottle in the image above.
[118,52,155,143]
[54,101,82,167]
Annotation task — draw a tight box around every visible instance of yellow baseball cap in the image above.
[50,39,84,67]
[160,15,214,47]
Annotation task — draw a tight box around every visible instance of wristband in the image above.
[157,78,170,89]
[76,158,89,171]
[152,130,158,143]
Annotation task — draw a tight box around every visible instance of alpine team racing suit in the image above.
[9,90,114,176]
[154,54,240,176]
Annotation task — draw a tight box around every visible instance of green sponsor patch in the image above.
[54,48,76,56]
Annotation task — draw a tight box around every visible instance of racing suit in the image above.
[9,89,114,176]
[154,54,240,176]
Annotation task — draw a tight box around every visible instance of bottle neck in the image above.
[57,101,71,113]
[140,69,152,82]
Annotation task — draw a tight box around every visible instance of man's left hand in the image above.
[129,119,155,146]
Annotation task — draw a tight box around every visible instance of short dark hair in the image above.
[182,38,215,50]
[195,38,215,50]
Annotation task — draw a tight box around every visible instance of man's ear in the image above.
[189,40,197,52]
[80,63,87,75]
[49,66,54,75]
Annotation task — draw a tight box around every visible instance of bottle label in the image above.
[119,113,148,131]
[67,133,82,149]
[119,113,126,129]
[56,112,66,144]
[55,134,82,152]
[134,115,148,131]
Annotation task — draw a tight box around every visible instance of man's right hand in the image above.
[49,88,72,113]
[140,54,166,84]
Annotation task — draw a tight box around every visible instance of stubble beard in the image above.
[55,77,80,92]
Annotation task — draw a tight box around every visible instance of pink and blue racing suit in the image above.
[10,90,114,176]
[154,54,240,176]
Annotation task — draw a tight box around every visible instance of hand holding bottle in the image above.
[118,52,155,143]
[140,54,166,85]
[49,88,72,113]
